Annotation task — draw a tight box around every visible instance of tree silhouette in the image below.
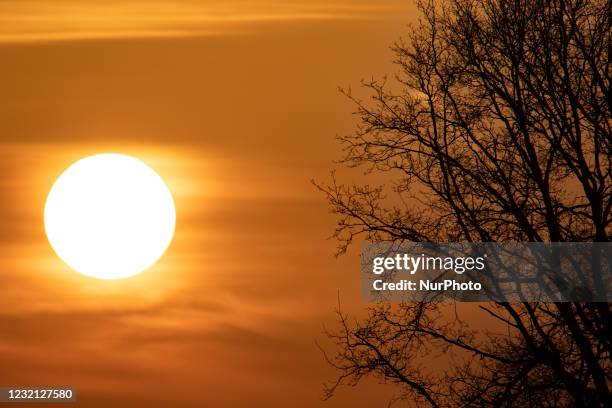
[316,0,611,406]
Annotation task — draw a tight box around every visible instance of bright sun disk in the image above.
[44,153,176,280]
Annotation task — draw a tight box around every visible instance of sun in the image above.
[44,153,176,280]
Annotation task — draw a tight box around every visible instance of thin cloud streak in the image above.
[0,0,405,42]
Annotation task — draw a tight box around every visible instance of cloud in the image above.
[0,0,404,42]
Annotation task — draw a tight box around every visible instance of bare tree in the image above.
[316,0,611,406]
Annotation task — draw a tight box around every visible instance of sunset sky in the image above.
[0,1,417,406]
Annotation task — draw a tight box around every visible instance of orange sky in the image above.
[0,1,418,406]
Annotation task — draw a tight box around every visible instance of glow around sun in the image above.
[44,153,176,280]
